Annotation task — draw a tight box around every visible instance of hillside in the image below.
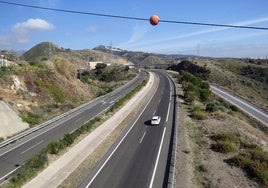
[93,45,177,66]
[23,42,134,66]
[95,46,268,111]
[168,59,268,111]
[0,42,136,135]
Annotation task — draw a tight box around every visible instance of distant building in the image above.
[88,61,103,70]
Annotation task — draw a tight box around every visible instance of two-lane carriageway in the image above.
[79,70,177,188]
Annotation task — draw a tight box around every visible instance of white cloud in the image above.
[87,26,98,32]
[0,18,54,49]
[12,18,54,34]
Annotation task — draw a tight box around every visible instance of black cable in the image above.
[160,20,268,30]
[1,0,268,30]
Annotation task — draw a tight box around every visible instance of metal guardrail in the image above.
[166,74,178,188]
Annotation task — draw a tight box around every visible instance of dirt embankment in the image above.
[0,101,29,139]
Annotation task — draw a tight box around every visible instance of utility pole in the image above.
[197,43,200,58]
[110,42,114,64]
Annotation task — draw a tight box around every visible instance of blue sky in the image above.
[0,0,268,58]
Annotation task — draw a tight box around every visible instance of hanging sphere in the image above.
[150,15,160,26]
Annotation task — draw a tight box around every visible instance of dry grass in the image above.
[180,105,267,187]
[196,59,268,111]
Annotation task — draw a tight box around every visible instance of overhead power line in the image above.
[1,0,268,30]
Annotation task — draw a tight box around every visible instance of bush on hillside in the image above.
[178,71,211,102]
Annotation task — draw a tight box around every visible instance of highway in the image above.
[210,85,268,126]
[0,70,147,183]
[79,71,177,188]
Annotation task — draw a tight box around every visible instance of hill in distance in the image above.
[22,42,133,66]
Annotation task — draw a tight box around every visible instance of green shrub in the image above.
[226,152,251,166]
[210,133,240,153]
[10,151,47,186]
[20,112,40,126]
[0,66,13,76]
[230,105,239,112]
[211,141,237,153]
[227,148,268,186]
[199,88,211,102]
[190,110,207,120]
[87,64,133,82]
[63,134,74,146]
[206,101,219,112]
[35,78,66,103]
[41,57,48,61]
[241,142,259,149]
[29,61,38,66]
[179,71,211,102]
[210,132,239,143]
[46,141,63,154]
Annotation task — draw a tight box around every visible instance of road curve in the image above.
[210,85,268,126]
[0,70,147,183]
[79,71,177,188]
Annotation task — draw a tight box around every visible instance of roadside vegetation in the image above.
[0,66,15,76]
[2,76,148,188]
[196,59,268,112]
[79,63,135,98]
[174,68,268,187]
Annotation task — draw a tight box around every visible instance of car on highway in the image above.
[151,116,161,125]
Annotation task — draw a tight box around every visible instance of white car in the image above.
[151,116,161,125]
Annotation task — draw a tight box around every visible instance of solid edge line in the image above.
[85,72,159,188]
[149,127,167,188]
[211,85,268,118]
[0,166,20,182]
[166,102,171,122]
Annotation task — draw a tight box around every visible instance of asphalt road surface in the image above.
[0,70,147,184]
[210,85,268,126]
[79,71,177,188]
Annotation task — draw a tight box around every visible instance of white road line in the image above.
[20,140,44,155]
[149,126,166,188]
[166,102,171,122]
[0,102,111,157]
[211,86,268,118]
[0,122,62,157]
[85,75,160,188]
[140,132,147,144]
[0,166,20,182]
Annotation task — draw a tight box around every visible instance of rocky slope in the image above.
[0,42,136,136]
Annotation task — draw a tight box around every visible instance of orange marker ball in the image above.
[150,15,160,26]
